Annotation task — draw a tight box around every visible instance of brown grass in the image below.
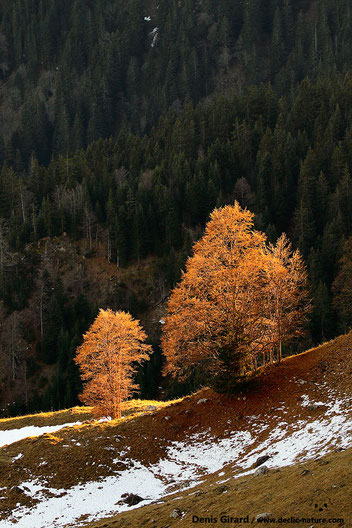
[0,399,178,518]
[0,399,174,432]
[88,447,350,528]
[0,407,93,431]
[1,333,352,526]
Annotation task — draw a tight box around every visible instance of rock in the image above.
[170,508,182,519]
[184,410,192,415]
[255,455,270,467]
[145,405,157,412]
[254,465,269,476]
[307,404,322,411]
[301,470,310,476]
[55,491,67,498]
[164,416,171,420]
[217,485,228,494]
[197,398,209,404]
[11,486,25,494]
[256,513,272,521]
[120,493,144,506]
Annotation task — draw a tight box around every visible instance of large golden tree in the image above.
[162,203,310,390]
[162,203,269,390]
[75,309,151,419]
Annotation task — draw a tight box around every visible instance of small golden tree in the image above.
[264,234,311,364]
[75,309,151,419]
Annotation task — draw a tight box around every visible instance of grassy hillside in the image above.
[1,333,352,526]
[90,449,350,527]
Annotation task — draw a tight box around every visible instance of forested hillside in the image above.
[1,0,352,415]
[1,0,352,168]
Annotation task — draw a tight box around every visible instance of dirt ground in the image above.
[1,333,352,526]
[88,446,350,528]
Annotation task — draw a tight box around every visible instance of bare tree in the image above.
[18,179,35,223]
[2,311,26,380]
[81,204,98,252]
[0,218,9,278]
[234,177,255,210]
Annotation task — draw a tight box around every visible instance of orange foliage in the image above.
[264,234,311,364]
[74,309,151,419]
[162,203,310,386]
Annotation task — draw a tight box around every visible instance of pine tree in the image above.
[332,237,352,332]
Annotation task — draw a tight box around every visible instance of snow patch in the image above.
[150,27,158,48]
[1,464,164,528]
[301,394,325,408]
[0,422,82,448]
[3,388,352,528]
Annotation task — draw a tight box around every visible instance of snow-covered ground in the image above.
[0,422,82,449]
[2,385,352,528]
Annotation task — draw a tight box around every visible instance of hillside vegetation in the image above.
[3,76,352,413]
[2,0,352,413]
[1,0,352,168]
[0,333,352,527]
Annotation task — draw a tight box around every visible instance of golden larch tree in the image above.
[264,234,311,364]
[75,309,151,419]
[161,203,271,391]
[162,203,310,391]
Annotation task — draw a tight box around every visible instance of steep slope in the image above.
[0,333,352,526]
[0,236,167,415]
[3,0,352,420]
[89,448,350,527]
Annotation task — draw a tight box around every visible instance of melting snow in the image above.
[150,27,158,48]
[0,422,82,448]
[2,389,352,527]
[1,465,164,528]
[301,394,326,407]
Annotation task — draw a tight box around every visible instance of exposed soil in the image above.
[88,446,350,528]
[1,333,352,526]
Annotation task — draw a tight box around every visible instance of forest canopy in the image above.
[1,0,352,415]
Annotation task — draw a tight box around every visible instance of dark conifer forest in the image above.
[1,0,352,415]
